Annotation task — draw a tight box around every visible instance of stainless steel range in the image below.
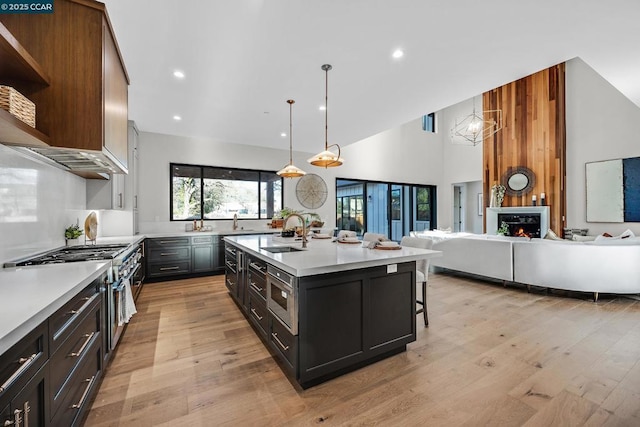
[4,241,145,357]
[6,244,130,266]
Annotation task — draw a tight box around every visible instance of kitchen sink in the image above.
[260,246,304,253]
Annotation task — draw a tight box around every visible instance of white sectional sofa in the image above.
[426,233,516,282]
[513,239,640,300]
[413,231,640,300]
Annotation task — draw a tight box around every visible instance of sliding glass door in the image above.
[337,179,436,240]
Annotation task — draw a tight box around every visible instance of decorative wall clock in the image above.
[296,173,328,209]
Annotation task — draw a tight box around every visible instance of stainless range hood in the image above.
[27,146,127,178]
[9,145,127,179]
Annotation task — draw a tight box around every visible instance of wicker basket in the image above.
[0,85,36,128]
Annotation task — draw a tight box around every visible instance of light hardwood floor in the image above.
[85,272,640,426]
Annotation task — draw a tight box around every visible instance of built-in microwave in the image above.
[267,265,298,335]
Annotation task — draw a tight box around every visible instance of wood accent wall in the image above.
[482,63,566,235]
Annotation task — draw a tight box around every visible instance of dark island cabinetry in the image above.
[224,240,417,389]
[297,263,415,387]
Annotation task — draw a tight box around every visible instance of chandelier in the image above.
[451,96,502,145]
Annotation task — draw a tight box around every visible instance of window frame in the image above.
[169,163,283,221]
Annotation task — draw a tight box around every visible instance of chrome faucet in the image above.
[283,213,308,248]
[233,213,238,231]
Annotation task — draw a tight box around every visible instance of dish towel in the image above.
[118,277,137,326]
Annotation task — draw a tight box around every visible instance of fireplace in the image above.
[485,206,550,238]
[497,213,541,238]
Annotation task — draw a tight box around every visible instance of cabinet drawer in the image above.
[247,256,267,276]
[148,261,191,277]
[50,298,101,417]
[248,293,268,337]
[269,316,297,373]
[224,254,238,272]
[225,267,237,293]
[192,236,213,245]
[49,281,101,354]
[247,270,267,300]
[50,339,101,427]
[146,237,191,249]
[224,244,237,258]
[148,246,191,262]
[0,322,47,407]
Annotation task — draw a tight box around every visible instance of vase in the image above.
[489,187,498,207]
[66,238,80,246]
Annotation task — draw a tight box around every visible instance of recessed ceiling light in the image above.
[173,70,185,79]
[173,115,182,121]
[392,49,404,59]
[281,132,287,137]
[319,105,326,111]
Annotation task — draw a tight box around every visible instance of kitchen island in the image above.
[224,234,441,388]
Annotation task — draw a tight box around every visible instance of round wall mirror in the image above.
[508,173,529,191]
[502,166,535,196]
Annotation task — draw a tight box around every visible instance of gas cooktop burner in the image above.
[12,244,129,266]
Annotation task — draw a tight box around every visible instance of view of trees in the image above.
[171,164,282,220]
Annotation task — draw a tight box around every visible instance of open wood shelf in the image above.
[0,21,50,85]
[0,108,49,147]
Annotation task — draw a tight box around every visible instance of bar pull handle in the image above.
[0,353,37,393]
[249,282,263,293]
[159,266,180,271]
[226,279,235,288]
[68,332,95,357]
[71,376,96,409]
[271,332,289,351]
[249,262,265,272]
[250,308,263,321]
[160,252,178,256]
[22,402,29,427]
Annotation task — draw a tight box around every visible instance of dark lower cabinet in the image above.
[297,262,416,388]
[1,362,49,427]
[0,276,106,427]
[192,236,215,273]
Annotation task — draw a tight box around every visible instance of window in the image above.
[337,178,436,240]
[422,112,436,133]
[170,163,282,220]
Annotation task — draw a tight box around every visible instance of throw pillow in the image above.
[572,235,596,242]
[544,229,563,240]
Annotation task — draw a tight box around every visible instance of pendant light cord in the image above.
[325,66,329,150]
[287,99,295,164]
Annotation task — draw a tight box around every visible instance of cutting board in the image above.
[84,211,98,241]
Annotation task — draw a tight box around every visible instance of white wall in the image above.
[136,132,337,234]
[136,104,484,236]
[565,57,640,236]
[0,145,88,263]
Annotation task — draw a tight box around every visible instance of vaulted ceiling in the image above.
[103,0,640,152]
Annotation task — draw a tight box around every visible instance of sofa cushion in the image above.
[544,229,563,241]
[594,229,636,242]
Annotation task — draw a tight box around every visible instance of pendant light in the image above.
[308,64,344,167]
[277,99,306,178]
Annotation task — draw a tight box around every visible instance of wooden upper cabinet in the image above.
[0,0,129,172]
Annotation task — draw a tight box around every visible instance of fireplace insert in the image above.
[497,213,541,238]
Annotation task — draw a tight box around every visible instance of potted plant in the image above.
[65,222,84,245]
[271,207,299,229]
[497,221,509,236]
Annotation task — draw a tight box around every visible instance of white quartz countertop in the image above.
[224,234,442,277]
[0,261,111,354]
